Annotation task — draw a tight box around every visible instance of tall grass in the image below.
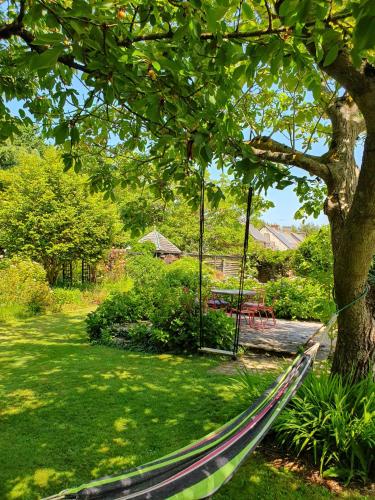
[274,371,375,484]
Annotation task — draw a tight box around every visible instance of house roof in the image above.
[139,230,182,255]
[262,225,301,250]
[290,232,305,242]
[248,224,269,244]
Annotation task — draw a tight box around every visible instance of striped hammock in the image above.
[46,343,319,500]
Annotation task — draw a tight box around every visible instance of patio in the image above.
[239,318,333,359]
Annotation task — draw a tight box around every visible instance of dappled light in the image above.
[0,309,250,499]
[0,309,369,499]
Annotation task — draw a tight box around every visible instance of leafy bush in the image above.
[86,255,234,353]
[252,247,294,282]
[128,307,234,353]
[162,257,210,290]
[51,287,83,310]
[86,291,148,342]
[100,276,132,294]
[274,371,375,484]
[126,253,166,290]
[293,226,333,288]
[265,277,335,321]
[212,275,260,290]
[0,257,52,314]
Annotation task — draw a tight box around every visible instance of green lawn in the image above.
[0,309,358,499]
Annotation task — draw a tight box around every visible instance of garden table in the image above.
[210,288,257,298]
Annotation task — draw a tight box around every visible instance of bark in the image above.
[323,100,375,380]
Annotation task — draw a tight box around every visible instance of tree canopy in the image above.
[0,147,120,283]
[0,1,371,206]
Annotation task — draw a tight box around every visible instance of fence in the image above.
[184,253,242,277]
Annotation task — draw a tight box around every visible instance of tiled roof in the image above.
[248,224,269,243]
[139,230,182,254]
[291,232,305,242]
[262,225,301,249]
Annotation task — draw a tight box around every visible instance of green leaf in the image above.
[70,126,80,145]
[62,152,74,171]
[242,3,254,20]
[31,47,63,71]
[323,44,339,67]
[206,8,218,32]
[53,122,69,145]
[354,16,375,51]
[152,61,161,71]
[33,33,65,44]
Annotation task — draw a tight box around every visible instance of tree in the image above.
[0,1,374,379]
[0,147,120,284]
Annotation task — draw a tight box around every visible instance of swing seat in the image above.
[199,346,236,357]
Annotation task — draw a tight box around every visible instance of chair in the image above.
[207,298,228,310]
[242,288,269,330]
[249,288,276,327]
[230,292,265,330]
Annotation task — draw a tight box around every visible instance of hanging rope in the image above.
[233,185,254,357]
[198,167,205,349]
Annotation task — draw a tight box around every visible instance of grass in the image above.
[0,308,364,499]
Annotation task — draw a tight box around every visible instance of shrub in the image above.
[265,277,335,321]
[86,256,234,353]
[130,307,235,353]
[51,287,83,310]
[252,247,294,282]
[101,276,132,294]
[126,323,170,353]
[86,291,148,342]
[274,371,375,484]
[0,257,52,314]
[293,226,333,288]
[126,253,166,287]
[163,257,211,290]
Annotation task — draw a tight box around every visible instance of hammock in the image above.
[46,343,319,500]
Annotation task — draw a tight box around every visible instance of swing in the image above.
[198,171,254,360]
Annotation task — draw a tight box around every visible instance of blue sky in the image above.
[263,136,363,226]
[262,182,327,226]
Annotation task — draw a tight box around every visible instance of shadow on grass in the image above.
[1,309,268,499]
[0,309,339,500]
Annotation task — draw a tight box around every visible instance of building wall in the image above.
[259,227,289,251]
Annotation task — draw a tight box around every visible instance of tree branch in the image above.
[247,136,330,181]
[0,0,26,39]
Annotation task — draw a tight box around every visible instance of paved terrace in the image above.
[239,318,333,360]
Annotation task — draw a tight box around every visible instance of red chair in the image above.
[230,296,265,330]
[251,288,276,327]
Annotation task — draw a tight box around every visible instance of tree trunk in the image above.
[330,228,375,380]
[44,260,60,286]
[324,100,375,381]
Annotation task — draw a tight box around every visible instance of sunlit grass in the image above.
[0,308,359,499]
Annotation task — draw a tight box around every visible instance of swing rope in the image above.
[198,167,205,350]
[233,185,253,356]
[198,178,254,357]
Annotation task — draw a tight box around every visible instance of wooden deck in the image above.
[239,318,333,358]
